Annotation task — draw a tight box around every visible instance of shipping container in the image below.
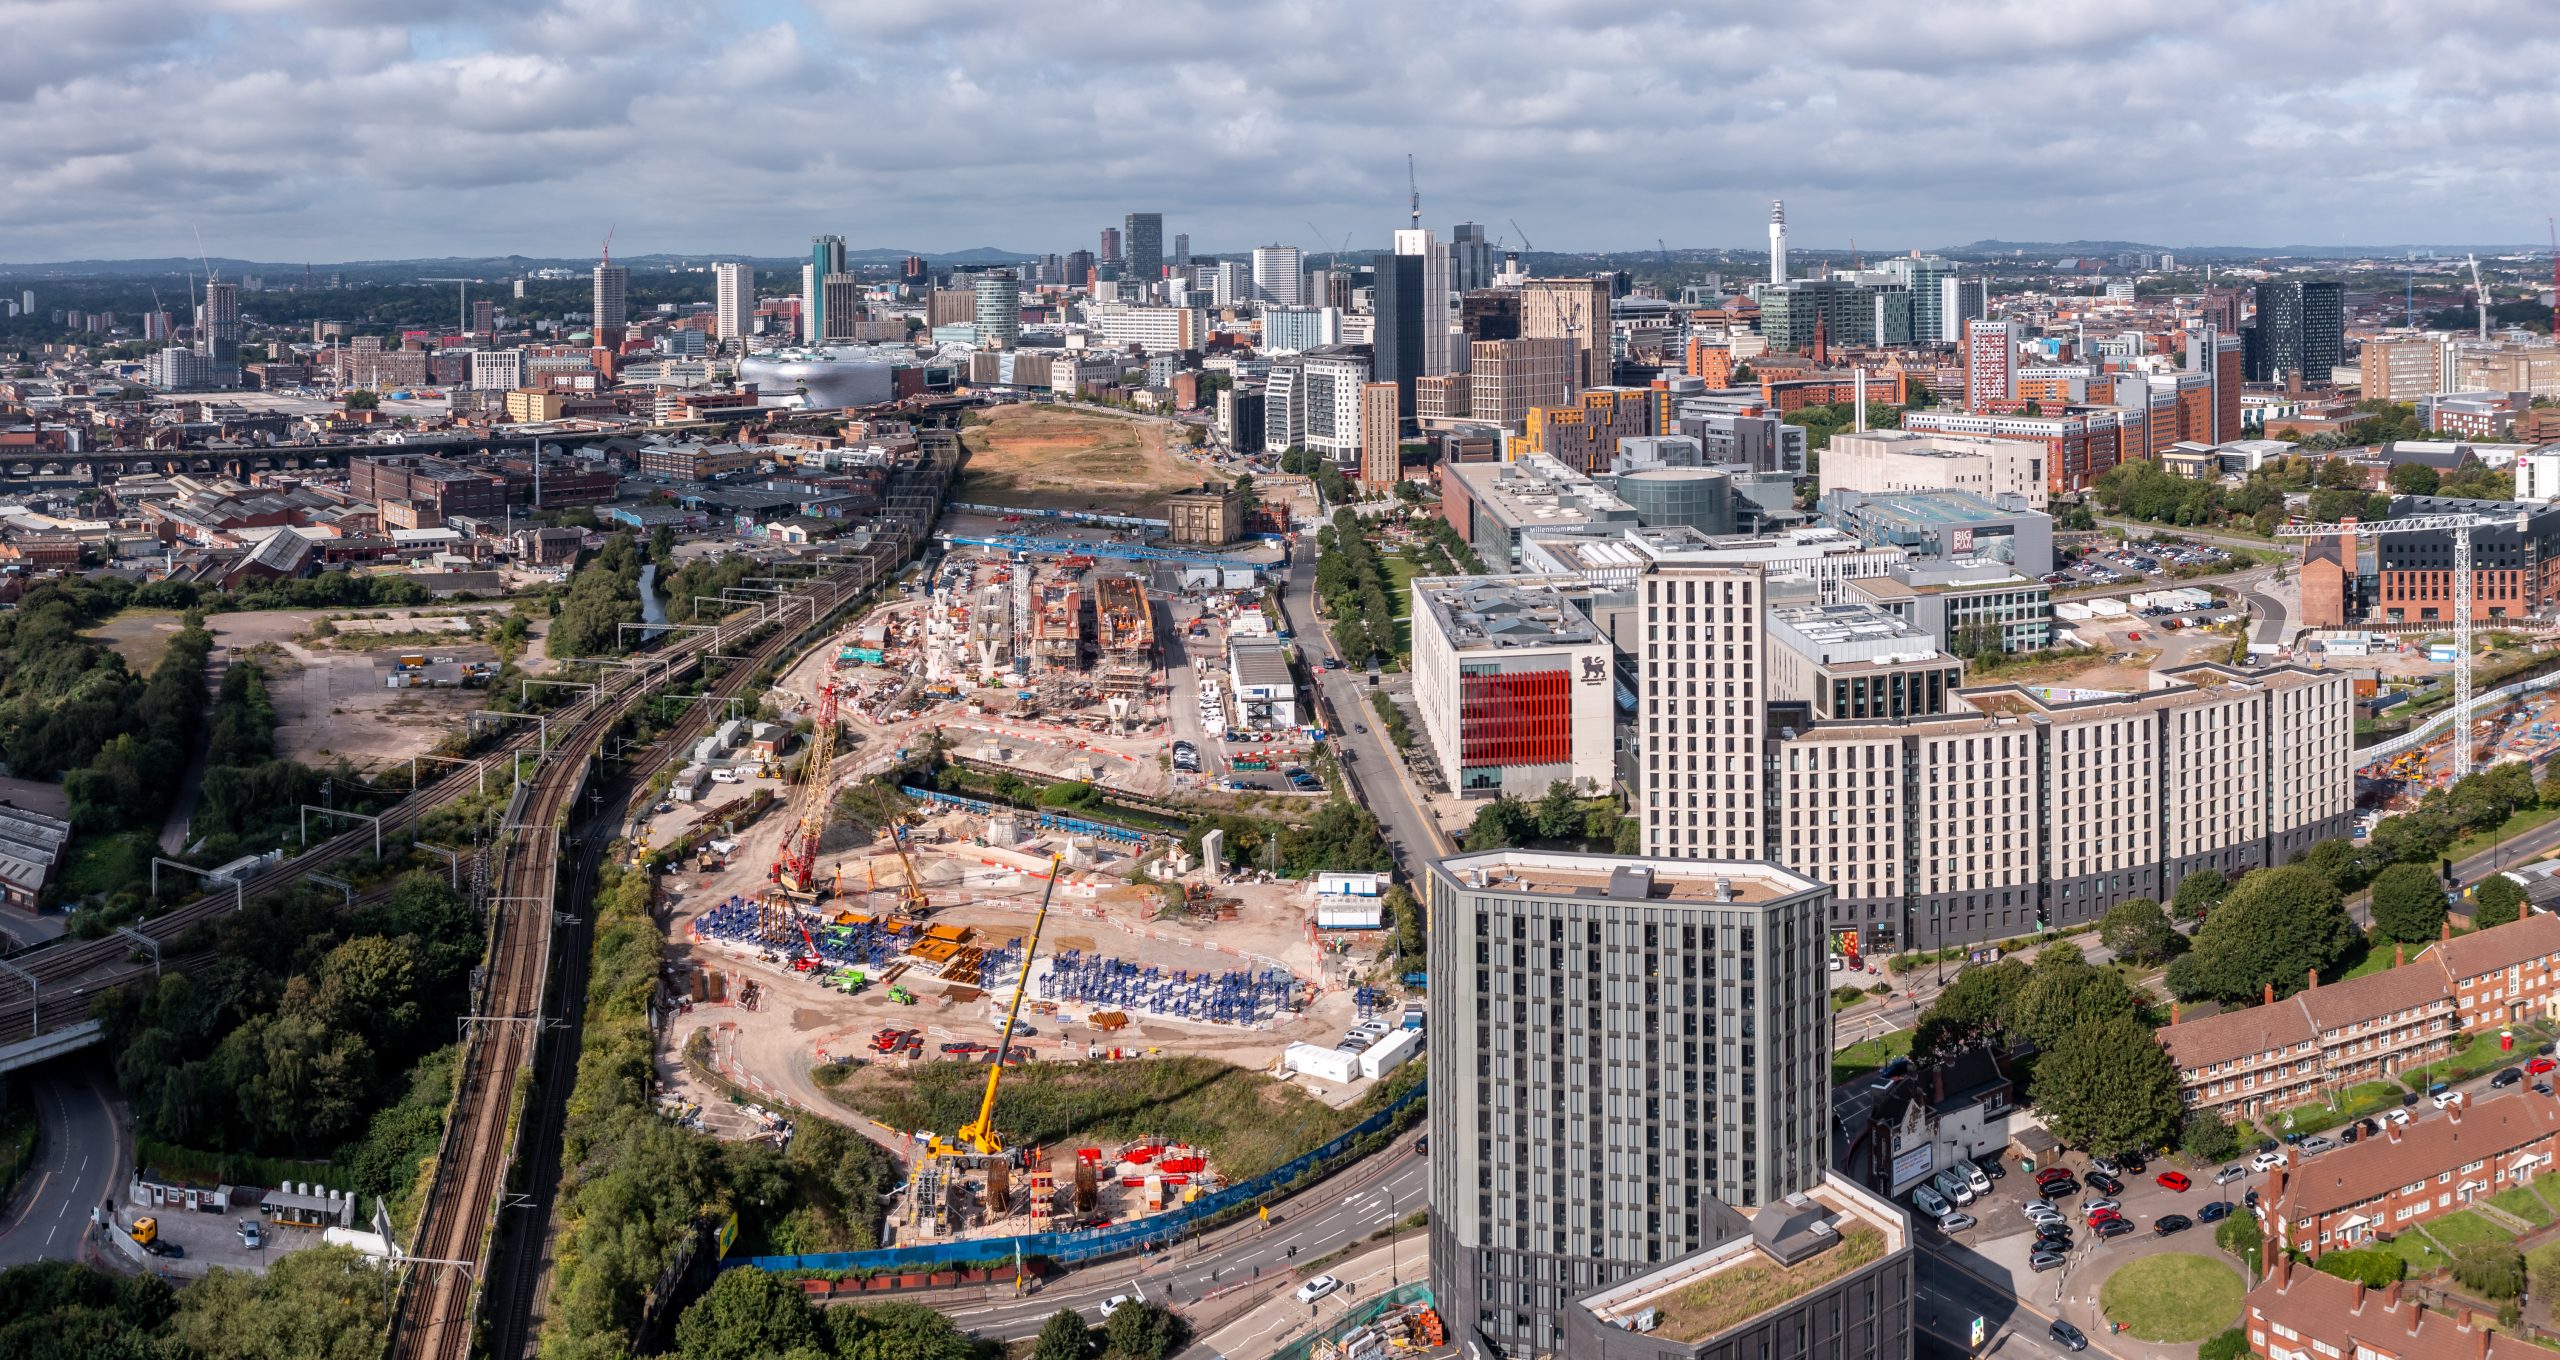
[1358,1027,1422,1080]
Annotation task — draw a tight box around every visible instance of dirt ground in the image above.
[203,607,528,770]
[950,405,1201,514]
[85,608,190,672]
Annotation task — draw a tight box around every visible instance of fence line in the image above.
[734,1079,1425,1275]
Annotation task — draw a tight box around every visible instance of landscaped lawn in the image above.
[2101,1253,2248,1343]
[2420,1210,2508,1249]
[2376,1231,2452,1273]
[2402,1030,2533,1091]
[2266,1081,2405,1136]
[2488,1184,2555,1226]
[1831,1030,1912,1087]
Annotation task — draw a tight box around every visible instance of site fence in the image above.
[733,1079,1425,1275]
[2358,669,2560,769]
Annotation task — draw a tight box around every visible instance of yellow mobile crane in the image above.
[887,821,932,918]
[929,853,1064,1158]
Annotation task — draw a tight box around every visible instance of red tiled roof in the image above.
[2273,1090,2560,1219]
[2158,996,2316,1071]
[2425,913,2560,984]
[2252,1260,2527,1360]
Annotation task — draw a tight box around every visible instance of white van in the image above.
[1931,1170,1976,1207]
[1913,1183,1950,1219]
[711,767,740,784]
[1955,1159,1992,1194]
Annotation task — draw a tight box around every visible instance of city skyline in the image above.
[7,0,2559,262]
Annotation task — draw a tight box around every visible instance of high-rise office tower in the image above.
[1211,261,1254,308]
[1172,233,1190,268]
[1426,847,1871,1357]
[1098,227,1122,265]
[1965,318,2023,410]
[2246,279,2345,386]
[1640,566,1768,860]
[1252,245,1304,307]
[1890,255,1960,342]
[1768,200,1788,286]
[1521,275,1612,391]
[470,298,496,339]
[804,235,847,343]
[1371,249,1426,425]
[1394,228,1453,377]
[972,269,1021,349]
[1123,212,1164,285]
[1450,222,1493,292]
[201,279,241,365]
[1359,382,1402,492]
[821,273,864,340]
[591,261,628,348]
[713,263,752,345]
[1065,249,1096,290]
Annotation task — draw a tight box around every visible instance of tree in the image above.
[2300,839,2376,894]
[674,1268,823,1360]
[2368,863,2449,945]
[1100,1300,1183,1360]
[2168,866,2358,1005]
[2178,1112,2241,1164]
[1908,959,2027,1062]
[1032,1309,1094,1360]
[2199,1330,2251,1360]
[1463,795,1531,851]
[2450,1241,2527,1300]
[826,1302,976,1360]
[2473,874,2526,928]
[2029,1015,2183,1155]
[2385,462,2440,496]
[1532,781,1584,842]
[2098,898,2186,966]
[342,389,380,411]
[2171,869,2229,921]
[170,1245,392,1360]
[2008,953,2143,1051]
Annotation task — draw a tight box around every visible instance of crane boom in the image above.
[770,682,841,896]
[1508,218,1534,252]
[2277,512,2526,780]
[948,854,1065,1158]
[2468,253,2489,340]
[2548,216,2558,339]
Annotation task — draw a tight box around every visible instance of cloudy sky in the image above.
[4,0,2552,264]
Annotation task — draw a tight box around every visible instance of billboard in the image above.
[1891,1141,1936,1188]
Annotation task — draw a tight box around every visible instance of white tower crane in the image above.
[2276,509,2527,780]
[2467,254,2489,341]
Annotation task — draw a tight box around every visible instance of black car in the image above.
[2491,1067,2524,1089]
[2050,1321,2090,1352]
[2154,1214,2193,1236]
[2094,1216,2136,1239]
[2028,1251,2067,1273]
[2118,1153,2147,1175]
[2198,1201,2234,1223]
[2035,1222,2074,1241]
[1980,1155,2006,1180]
[2243,1187,2260,1210]
[2040,1179,2079,1200]
[2083,1171,2123,1195]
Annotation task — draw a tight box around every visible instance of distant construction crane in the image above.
[769,681,842,897]
[2468,253,2490,340]
[1508,219,1534,252]
[419,278,475,336]
[2548,216,2558,337]
[926,853,1065,1160]
[2277,510,2528,780]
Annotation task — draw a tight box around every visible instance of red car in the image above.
[2529,1056,2557,1076]
[2086,1207,2124,1225]
[2156,1171,2192,1193]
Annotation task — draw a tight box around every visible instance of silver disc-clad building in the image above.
[1426,850,1904,1359]
[736,346,900,409]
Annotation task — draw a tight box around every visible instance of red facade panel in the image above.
[1458,669,1573,769]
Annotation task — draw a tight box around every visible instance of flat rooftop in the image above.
[1414,575,1599,650]
[1767,602,1943,664]
[1437,849,1820,905]
[1838,489,2014,525]
[1578,1177,1906,1344]
[1447,455,1635,529]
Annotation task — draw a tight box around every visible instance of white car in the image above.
[1100,1295,1133,1318]
[2250,1148,2288,1172]
[1295,1275,1342,1304]
[2386,1107,2411,1126]
[2434,1090,2465,1111]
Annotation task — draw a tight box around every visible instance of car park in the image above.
[2198,1201,2234,1223]
[2214,1165,2247,1185]
[2155,1214,2193,1236]
[2050,1321,2090,1352]
[1295,1276,1341,1304]
[2156,1171,2192,1192]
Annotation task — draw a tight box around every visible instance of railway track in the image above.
[388,431,958,1360]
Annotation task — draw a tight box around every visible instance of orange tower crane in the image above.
[770,682,841,898]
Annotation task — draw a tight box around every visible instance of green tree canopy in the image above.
[1909,959,2027,1062]
[2385,462,2440,496]
[2029,1014,2183,1156]
[1032,1307,1094,1360]
[2367,863,2449,945]
[2166,866,2358,1005]
[2098,898,2187,966]
[2007,951,2144,1051]
[2171,869,2229,921]
[2473,874,2526,928]
[675,1268,823,1360]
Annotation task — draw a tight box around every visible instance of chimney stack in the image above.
[2172,1002,2182,1025]
[2387,1280,2402,1311]
[2460,1309,2474,1331]
[2266,981,2277,1005]
[2309,967,2319,991]
[2443,918,2454,942]
[2397,943,2407,967]
[2353,1280,2368,1312]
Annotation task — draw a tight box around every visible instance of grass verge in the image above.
[1831,1031,1912,1088]
[2099,1252,2248,1343]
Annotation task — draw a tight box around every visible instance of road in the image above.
[1274,537,1449,865]
[933,1143,1429,1344]
[0,1058,121,1268]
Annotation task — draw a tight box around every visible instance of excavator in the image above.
[927,853,1064,1160]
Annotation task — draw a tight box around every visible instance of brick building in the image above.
[2246,1255,2541,1360]
[349,455,508,527]
[2264,1090,2560,1257]
[2433,911,2560,1032]
[2372,496,2560,624]
[2297,528,2358,630]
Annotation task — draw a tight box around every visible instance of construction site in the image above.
[629,537,1410,1256]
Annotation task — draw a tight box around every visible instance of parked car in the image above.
[2094,1216,2136,1239]
[2029,1251,2067,1273]
[2050,1321,2090,1352]
[2154,1214,2194,1236]
[2024,1203,2065,1225]
[2038,1178,2079,1201]
[2299,1135,2337,1157]
[2529,1056,2557,1076]
[2250,1148,2289,1172]
[1979,1153,2006,1180]
[1932,1171,1977,1207]
[2083,1171,2123,1196]
[2198,1201,2235,1223]
[2035,1167,2076,1188]
[1938,1212,1977,1234]
[2082,1198,2120,1218]
[1955,1159,1991,1193]
[2118,1153,2147,1174]
[1295,1275,1342,1304]
[2090,1157,2124,1178]
[1914,1184,1951,1219]
[2213,1165,2247,1185]
[2386,1107,2411,1126]
[2491,1067,2525,1089]
[236,1220,262,1249]
[2156,1171,2192,1193]
[2086,1208,2124,1227]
